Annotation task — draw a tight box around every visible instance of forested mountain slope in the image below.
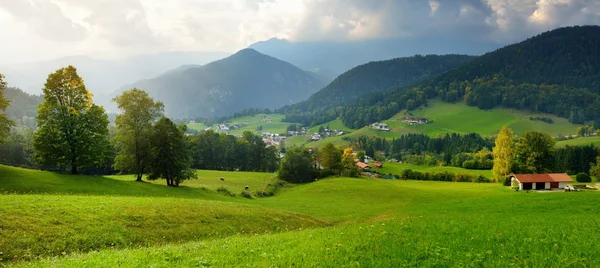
[281,54,474,126]
[299,26,600,129]
[4,88,43,128]
[115,49,326,118]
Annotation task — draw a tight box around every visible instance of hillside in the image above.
[4,165,600,266]
[281,54,473,126]
[114,49,326,118]
[249,37,497,76]
[4,87,43,128]
[333,26,600,129]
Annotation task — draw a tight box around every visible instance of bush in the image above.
[241,191,253,199]
[576,172,591,183]
[216,186,235,197]
[503,177,512,186]
[400,169,491,183]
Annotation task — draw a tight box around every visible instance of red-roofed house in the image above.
[356,162,370,170]
[510,173,573,190]
[373,162,383,168]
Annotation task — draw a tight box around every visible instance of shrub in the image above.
[241,191,253,199]
[503,177,512,186]
[576,172,591,183]
[216,186,235,197]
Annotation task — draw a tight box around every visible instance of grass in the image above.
[4,165,600,267]
[186,114,290,136]
[376,162,493,178]
[556,136,600,148]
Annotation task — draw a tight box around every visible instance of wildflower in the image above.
[326,248,330,251]
[370,225,374,228]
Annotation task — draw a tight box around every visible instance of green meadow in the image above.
[2,164,600,267]
[376,162,493,178]
[556,136,600,148]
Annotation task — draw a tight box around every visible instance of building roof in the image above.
[356,162,369,169]
[374,162,383,168]
[512,173,573,183]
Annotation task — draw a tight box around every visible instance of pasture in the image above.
[376,162,493,178]
[556,136,600,148]
[3,165,600,267]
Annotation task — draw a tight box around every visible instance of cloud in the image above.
[0,0,88,42]
[1,0,599,63]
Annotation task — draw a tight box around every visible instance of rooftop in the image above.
[512,173,573,183]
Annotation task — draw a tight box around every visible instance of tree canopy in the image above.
[147,117,196,186]
[0,74,15,143]
[33,66,110,174]
[113,88,164,181]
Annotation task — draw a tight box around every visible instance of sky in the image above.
[0,0,599,64]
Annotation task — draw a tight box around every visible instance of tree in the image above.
[0,73,15,143]
[514,131,556,173]
[341,147,360,177]
[113,88,164,181]
[492,126,514,182]
[589,156,600,178]
[33,66,110,174]
[318,126,325,133]
[576,172,591,183]
[147,117,196,186]
[278,147,316,183]
[320,142,342,174]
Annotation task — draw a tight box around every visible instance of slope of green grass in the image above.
[14,175,600,267]
[392,100,579,136]
[377,163,493,178]
[186,122,207,131]
[308,118,354,133]
[556,136,600,148]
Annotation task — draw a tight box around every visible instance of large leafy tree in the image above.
[341,147,360,177]
[492,126,514,182]
[33,66,110,174]
[320,142,342,174]
[0,74,15,143]
[113,88,164,181]
[278,147,316,183]
[514,131,556,173]
[147,117,196,186]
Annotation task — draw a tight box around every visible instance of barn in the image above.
[510,173,573,190]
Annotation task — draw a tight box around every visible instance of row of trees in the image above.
[492,126,600,182]
[278,144,360,183]
[0,68,195,186]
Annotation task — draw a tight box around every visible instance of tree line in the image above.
[0,67,282,186]
[492,126,600,183]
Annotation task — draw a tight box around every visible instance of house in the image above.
[356,162,370,170]
[371,123,390,131]
[510,173,573,190]
[373,162,383,168]
[402,117,428,125]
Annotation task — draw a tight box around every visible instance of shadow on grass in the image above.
[0,165,222,199]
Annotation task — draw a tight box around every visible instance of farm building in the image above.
[356,162,370,171]
[373,162,383,168]
[510,173,573,190]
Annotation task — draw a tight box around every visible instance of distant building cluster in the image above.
[262,132,286,147]
[371,123,390,131]
[402,117,428,125]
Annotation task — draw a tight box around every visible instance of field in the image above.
[556,136,600,148]
[187,114,290,136]
[377,162,493,178]
[3,164,600,267]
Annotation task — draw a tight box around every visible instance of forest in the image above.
[283,26,600,129]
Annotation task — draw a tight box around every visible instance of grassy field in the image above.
[556,136,600,148]
[4,165,600,267]
[377,162,493,178]
[187,114,291,136]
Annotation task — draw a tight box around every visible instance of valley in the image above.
[2,23,600,267]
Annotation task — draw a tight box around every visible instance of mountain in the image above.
[249,37,499,78]
[4,87,43,128]
[332,25,600,128]
[113,49,327,118]
[280,54,474,126]
[1,51,230,96]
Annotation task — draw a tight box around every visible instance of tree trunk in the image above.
[71,164,78,174]
[136,173,143,181]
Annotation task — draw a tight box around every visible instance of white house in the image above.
[510,173,573,190]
